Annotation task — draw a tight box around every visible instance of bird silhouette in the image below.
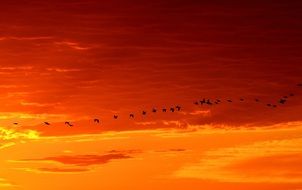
[152,108,157,113]
[44,122,50,125]
[129,113,134,118]
[142,111,147,115]
[206,99,212,105]
[170,107,175,112]
[162,108,167,112]
[13,122,18,125]
[227,99,232,103]
[176,105,181,111]
[113,115,118,119]
[94,119,100,123]
[65,122,73,127]
[279,99,287,104]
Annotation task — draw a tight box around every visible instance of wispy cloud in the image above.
[173,138,302,183]
[54,41,93,50]
[0,178,14,187]
[23,153,132,166]
[0,127,39,140]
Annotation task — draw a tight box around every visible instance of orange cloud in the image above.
[22,153,133,167]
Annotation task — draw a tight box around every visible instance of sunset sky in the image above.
[0,1,302,189]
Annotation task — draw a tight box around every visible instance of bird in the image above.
[206,99,212,105]
[170,107,175,112]
[162,108,167,112]
[44,122,50,125]
[65,122,73,127]
[152,108,157,113]
[216,99,221,103]
[176,105,181,111]
[94,119,100,123]
[194,101,199,105]
[13,122,18,125]
[113,115,118,119]
[200,99,206,105]
[142,111,147,115]
[227,99,233,103]
[279,99,287,104]
[129,113,134,118]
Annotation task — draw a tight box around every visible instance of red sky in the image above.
[0,1,302,189]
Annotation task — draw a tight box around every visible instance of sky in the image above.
[0,0,302,189]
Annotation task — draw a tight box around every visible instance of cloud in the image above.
[22,152,133,167]
[173,138,302,183]
[0,178,14,187]
[54,41,93,50]
[46,68,82,73]
[0,127,39,141]
[38,167,89,173]
[0,36,53,41]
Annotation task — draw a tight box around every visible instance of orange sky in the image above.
[0,1,302,189]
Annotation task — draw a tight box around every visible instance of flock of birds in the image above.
[12,83,302,127]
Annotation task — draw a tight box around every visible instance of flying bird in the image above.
[152,108,157,113]
[176,105,181,111]
[94,119,100,123]
[170,107,175,112]
[113,115,118,119]
[279,99,287,104]
[65,122,73,127]
[227,99,233,103]
[129,113,134,118]
[44,122,50,126]
[13,122,18,125]
[142,111,147,115]
[162,108,167,112]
